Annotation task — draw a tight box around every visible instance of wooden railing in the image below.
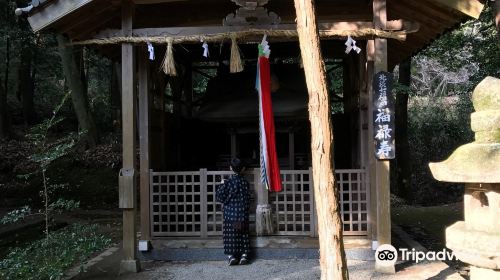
[150,168,369,238]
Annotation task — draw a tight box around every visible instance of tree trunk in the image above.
[395,58,411,201]
[57,34,98,148]
[293,1,349,279]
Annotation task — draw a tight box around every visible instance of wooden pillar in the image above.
[359,46,373,239]
[373,0,394,274]
[293,0,348,279]
[366,40,378,247]
[138,49,151,250]
[119,0,140,273]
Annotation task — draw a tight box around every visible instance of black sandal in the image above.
[228,255,239,266]
[239,254,249,265]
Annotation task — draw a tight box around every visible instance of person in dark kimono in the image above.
[216,158,251,265]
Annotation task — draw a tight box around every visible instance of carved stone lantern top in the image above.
[429,76,500,183]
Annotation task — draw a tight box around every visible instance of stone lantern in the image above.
[429,76,500,280]
[429,77,500,280]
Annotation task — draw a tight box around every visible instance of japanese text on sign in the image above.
[373,71,395,160]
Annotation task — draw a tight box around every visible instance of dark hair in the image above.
[230,158,244,174]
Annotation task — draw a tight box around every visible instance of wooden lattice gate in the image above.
[150,168,369,237]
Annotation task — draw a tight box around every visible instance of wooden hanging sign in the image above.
[373,71,395,160]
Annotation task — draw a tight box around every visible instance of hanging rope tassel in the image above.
[161,37,177,76]
[230,34,244,73]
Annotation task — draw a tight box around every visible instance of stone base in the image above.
[470,266,500,280]
[375,263,395,274]
[446,221,500,269]
[119,259,140,273]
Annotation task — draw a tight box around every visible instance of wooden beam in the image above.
[120,0,140,273]
[138,48,151,247]
[27,0,95,32]
[429,0,484,19]
[373,0,393,274]
[92,20,418,39]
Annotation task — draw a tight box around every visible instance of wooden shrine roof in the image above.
[20,0,484,67]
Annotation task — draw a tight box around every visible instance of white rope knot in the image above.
[201,40,209,58]
[147,42,155,61]
[345,36,361,54]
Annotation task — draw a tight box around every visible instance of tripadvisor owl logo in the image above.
[375,244,398,267]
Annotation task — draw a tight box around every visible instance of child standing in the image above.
[216,158,251,265]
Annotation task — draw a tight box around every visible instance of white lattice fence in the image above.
[151,168,369,238]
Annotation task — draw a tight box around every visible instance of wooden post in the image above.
[200,168,208,238]
[366,40,378,247]
[373,0,394,274]
[293,0,349,279]
[119,0,140,273]
[138,48,151,251]
[358,47,373,238]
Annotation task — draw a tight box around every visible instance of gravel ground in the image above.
[116,259,463,280]
[118,259,372,280]
[74,247,464,280]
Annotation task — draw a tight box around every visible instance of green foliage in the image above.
[408,95,473,204]
[22,93,82,235]
[26,93,80,171]
[416,8,499,96]
[49,199,80,213]
[0,223,111,280]
[0,206,31,225]
[326,64,343,114]
[404,8,498,204]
